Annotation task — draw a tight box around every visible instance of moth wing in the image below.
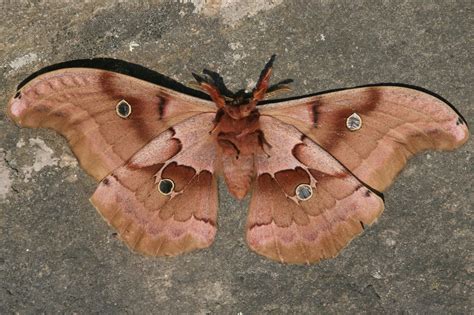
[260,86,469,191]
[91,113,219,256]
[8,68,215,180]
[246,116,384,264]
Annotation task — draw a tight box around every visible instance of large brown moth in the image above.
[7,56,469,264]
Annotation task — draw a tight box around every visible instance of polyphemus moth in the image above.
[7,56,469,264]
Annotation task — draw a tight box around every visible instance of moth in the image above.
[7,56,469,264]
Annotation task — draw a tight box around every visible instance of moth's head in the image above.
[222,89,255,119]
[192,55,292,120]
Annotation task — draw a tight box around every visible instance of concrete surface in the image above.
[1,1,472,313]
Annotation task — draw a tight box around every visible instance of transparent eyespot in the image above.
[346,112,362,131]
[116,100,132,118]
[158,178,174,195]
[295,184,313,201]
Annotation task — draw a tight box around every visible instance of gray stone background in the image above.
[0,1,472,313]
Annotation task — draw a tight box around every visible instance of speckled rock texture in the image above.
[1,1,472,313]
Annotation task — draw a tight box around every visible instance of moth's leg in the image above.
[257,129,272,157]
[256,129,272,148]
[235,110,260,139]
[209,108,225,134]
[217,139,240,159]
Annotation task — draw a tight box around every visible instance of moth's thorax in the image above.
[218,109,260,133]
[214,108,265,157]
[222,101,256,120]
